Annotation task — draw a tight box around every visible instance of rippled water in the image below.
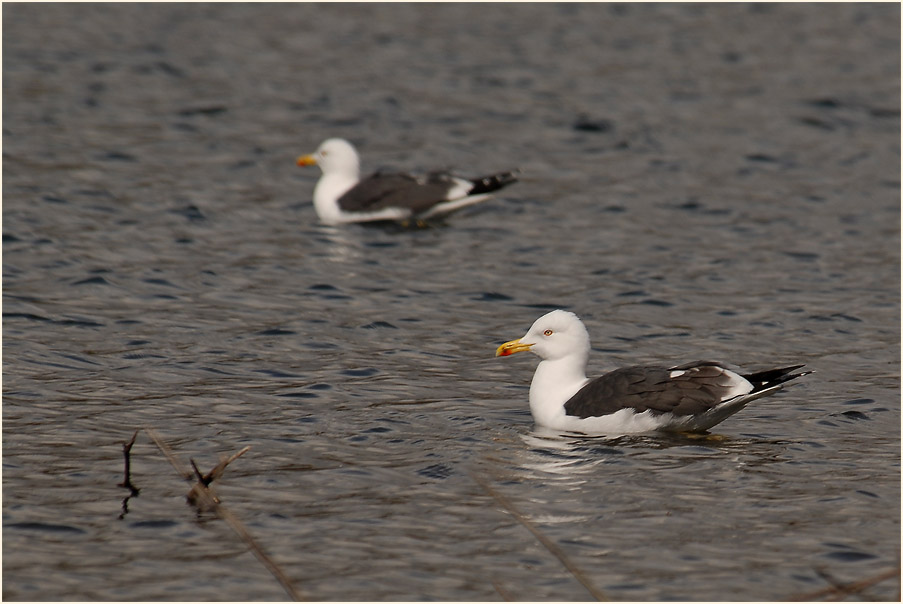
[3,3,900,601]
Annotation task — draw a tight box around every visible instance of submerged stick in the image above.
[491,579,516,601]
[470,470,607,601]
[212,493,302,601]
[144,428,302,601]
[788,567,900,601]
[146,427,192,481]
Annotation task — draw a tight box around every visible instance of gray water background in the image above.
[3,3,900,601]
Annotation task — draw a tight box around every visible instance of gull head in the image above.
[496,309,591,362]
[297,138,360,178]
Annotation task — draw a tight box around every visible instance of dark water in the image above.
[3,3,900,601]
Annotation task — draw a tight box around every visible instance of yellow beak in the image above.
[296,154,317,167]
[496,338,533,357]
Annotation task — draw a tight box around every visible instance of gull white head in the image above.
[496,309,591,362]
[296,138,360,179]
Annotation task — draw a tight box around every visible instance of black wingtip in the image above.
[744,364,811,393]
[469,169,520,195]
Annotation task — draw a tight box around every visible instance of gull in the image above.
[297,138,518,225]
[496,310,810,434]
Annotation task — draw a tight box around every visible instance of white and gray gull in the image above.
[496,310,810,434]
[297,138,518,225]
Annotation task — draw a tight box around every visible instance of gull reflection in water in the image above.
[513,426,630,479]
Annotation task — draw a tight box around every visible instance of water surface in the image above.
[3,3,900,600]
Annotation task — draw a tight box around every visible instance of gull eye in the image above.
[543,329,553,336]
[320,150,329,156]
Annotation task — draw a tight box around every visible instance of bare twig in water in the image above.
[143,428,302,601]
[118,429,141,495]
[187,458,222,513]
[185,448,249,511]
[196,446,251,484]
[117,430,141,519]
[470,470,607,601]
[788,566,900,601]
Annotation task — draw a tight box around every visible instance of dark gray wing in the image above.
[563,361,742,419]
[337,171,459,214]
